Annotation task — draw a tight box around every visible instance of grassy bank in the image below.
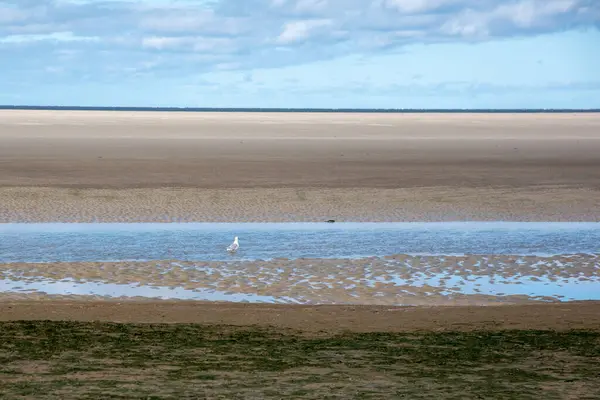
[1,321,599,399]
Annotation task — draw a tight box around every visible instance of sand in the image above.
[1,300,599,332]
[1,110,599,222]
[1,110,600,325]
[1,254,598,304]
[2,186,599,222]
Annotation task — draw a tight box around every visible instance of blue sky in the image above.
[1,0,599,108]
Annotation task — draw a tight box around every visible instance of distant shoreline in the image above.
[2,105,599,113]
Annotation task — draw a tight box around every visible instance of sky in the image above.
[1,0,599,109]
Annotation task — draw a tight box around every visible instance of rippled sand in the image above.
[2,111,599,222]
[1,187,599,223]
[1,254,598,305]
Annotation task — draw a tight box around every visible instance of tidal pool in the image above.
[1,222,599,304]
[1,254,598,304]
[0,278,291,303]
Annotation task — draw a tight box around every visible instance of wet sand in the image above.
[1,254,598,304]
[1,300,599,332]
[1,111,599,222]
[2,186,599,222]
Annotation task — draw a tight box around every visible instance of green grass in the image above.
[1,321,599,399]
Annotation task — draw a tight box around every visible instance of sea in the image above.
[1,106,599,113]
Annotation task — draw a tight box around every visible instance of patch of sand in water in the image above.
[0,253,598,304]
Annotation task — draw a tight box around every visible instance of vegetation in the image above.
[1,321,599,399]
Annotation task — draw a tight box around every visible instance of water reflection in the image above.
[1,222,599,263]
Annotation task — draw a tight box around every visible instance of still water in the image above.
[1,222,599,263]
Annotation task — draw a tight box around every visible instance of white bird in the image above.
[227,236,239,253]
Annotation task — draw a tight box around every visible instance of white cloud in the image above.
[141,36,186,50]
[496,0,578,28]
[276,18,332,43]
[382,0,462,13]
[0,31,98,43]
[0,0,598,84]
[2,1,598,51]
[141,36,237,53]
[441,0,592,37]
[140,10,216,32]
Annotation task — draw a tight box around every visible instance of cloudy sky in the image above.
[1,0,599,108]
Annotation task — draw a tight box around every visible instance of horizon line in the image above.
[2,105,600,113]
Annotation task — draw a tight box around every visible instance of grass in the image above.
[0,321,599,399]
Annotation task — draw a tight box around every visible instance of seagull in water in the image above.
[227,236,239,253]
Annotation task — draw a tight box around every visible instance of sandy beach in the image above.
[1,110,600,323]
[1,110,599,222]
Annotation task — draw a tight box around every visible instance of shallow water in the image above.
[390,273,600,300]
[1,268,597,303]
[1,222,599,263]
[0,278,291,303]
[1,222,599,304]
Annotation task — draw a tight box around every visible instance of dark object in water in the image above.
[326,219,335,223]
